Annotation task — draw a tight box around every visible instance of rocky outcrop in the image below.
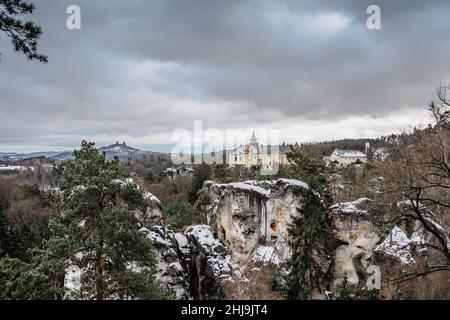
[147,223,236,300]
[63,178,190,300]
[140,224,190,299]
[65,177,434,300]
[184,225,234,299]
[331,198,380,287]
[205,179,308,265]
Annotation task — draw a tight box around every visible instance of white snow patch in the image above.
[375,226,423,265]
[331,198,371,214]
[64,265,81,292]
[174,232,190,255]
[140,227,169,246]
[228,182,270,196]
[112,178,160,203]
[127,261,144,273]
[185,225,232,278]
[276,178,309,189]
[213,179,309,197]
[111,178,135,186]
[143,191,161,203]
[169,262,184,272]
[251,246,282,266]
[0,166,32,171]
[185,225,219,248]
[397,200,449,247]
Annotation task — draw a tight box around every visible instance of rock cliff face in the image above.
[205,179,308,265]
[184,225,234,299]
[149,181,400,299]
[146,179,310,299]
[65,178,431,300]
[140,224,190,300]
[330,198,380,287]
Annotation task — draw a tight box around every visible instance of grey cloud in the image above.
[0,0,449,150]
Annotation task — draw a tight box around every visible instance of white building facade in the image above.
[330,149,367,166]
[228,132,289,171]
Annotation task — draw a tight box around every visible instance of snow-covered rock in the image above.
[375,226,426,265]
[397,200,450,249]
[184,225,235,299]
[140,224,189,299]
[332,198,379,287]
[331,198,372,215]
[206,179,308,264]
[185,225,233,279]
[174,232,190,256]
[251,245,282,266]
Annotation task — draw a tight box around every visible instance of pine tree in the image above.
[195,187,212,213]
[0,204,12,257]
[20,141,167,299]
[0,204,34,261]
[286,147,334,202]
[286,189,334,299]
[0,0,48,62]
[286,150,335,299]
[165,202,203,232]
[188,164,212,204]
[213,164,232,183]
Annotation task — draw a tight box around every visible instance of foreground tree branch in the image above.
[0,0,47,62]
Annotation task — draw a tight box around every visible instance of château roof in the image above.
[333,149,367,158]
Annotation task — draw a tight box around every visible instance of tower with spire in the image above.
[249,131,258,147]
[227,130,289,169]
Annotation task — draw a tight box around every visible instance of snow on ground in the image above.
[251,245,282,266]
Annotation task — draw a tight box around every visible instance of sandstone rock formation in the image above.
[205,179,308,265]
[331,198,380,287]
[140,224,190,300]
[65,177,429,300]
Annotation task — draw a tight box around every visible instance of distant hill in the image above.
[1,142,167,163]
[0,151,62,162]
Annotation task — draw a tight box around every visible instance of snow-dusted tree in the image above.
[286,151,335,299]
[189,164,212,204]
[384,86,450,282]
[33,141,167,299]
[286,188,334,299]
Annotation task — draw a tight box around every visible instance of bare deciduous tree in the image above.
[384,86,450,282]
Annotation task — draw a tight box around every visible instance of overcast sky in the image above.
[1,0,450,152]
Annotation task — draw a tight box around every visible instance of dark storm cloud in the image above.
[0,0,449,150]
